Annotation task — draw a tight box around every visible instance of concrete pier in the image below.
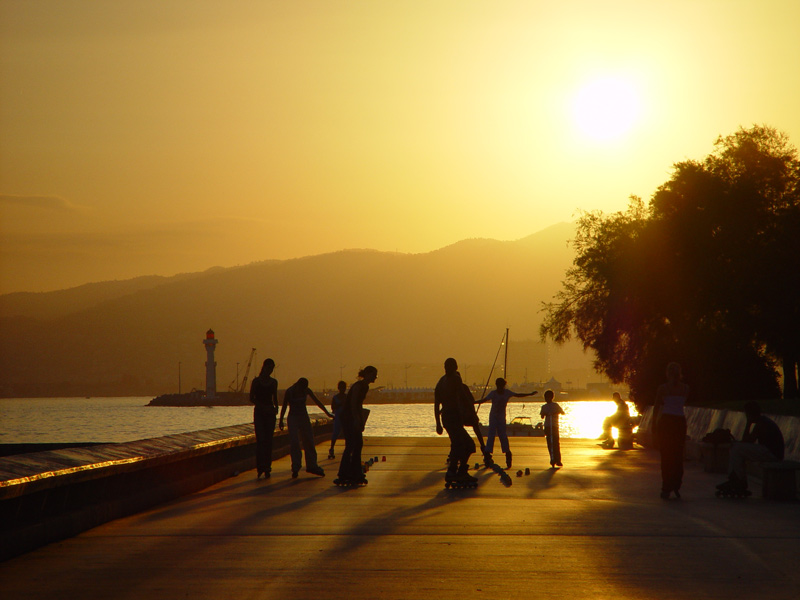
[1,437,799,599]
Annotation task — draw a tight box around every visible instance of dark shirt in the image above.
[250,375,278,412]
[343,380,369,414]
[343,379,370,431]
[744,416,785,461]
[435,372,463,424]
[331,392,346,415]
[284,384,309,417]
[460,383,479,427]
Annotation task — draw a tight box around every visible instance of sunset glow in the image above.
[1,1,799,293]
[572,75,642,142]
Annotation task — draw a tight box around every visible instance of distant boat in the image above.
[148,390,249,407]
[480,416,545,437]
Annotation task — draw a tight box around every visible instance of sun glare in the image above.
[572,75,641,143]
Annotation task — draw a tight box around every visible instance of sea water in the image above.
[0,397,630,444]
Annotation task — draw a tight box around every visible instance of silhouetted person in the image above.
[336,366,378,484]
[328,380,347,459]
[654,362,689,499]
[717,401,784,494]
[478,377,537,468]
[540,389,565,468]
[279,377,333,478]
[250,358,278,479]
[599,392,632,449]
[435,358,476,485]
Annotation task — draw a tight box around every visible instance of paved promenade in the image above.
[2,437,799,599]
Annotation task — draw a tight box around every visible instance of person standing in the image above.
[435,358,477,486]
[279,378,333,478]
[328,380,347,459]
[478,377,537,468]
[540,389,565,468]
[654,362,689,499]
[250,358,278,479]
[336,366,378,485]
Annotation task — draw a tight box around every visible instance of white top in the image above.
[486,389,516,418]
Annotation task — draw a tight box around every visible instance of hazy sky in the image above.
[2,1,799,293]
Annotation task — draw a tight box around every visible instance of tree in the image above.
[541,126,799,405]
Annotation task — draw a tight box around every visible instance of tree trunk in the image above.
[783,354,799,399]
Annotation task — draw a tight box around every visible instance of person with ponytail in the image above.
[336,365,378,485]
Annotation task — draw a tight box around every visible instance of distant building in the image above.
[543,376,562,394]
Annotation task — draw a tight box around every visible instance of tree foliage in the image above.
[541,126,800,406]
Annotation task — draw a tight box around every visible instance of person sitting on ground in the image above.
[599,392,632,449]
[717,401,785,493]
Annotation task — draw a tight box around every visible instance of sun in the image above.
[571,75,641,143]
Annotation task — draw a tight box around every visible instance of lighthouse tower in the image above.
[203,329,219,399]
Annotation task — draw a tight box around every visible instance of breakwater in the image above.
[0,415,332,561]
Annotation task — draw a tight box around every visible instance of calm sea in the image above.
[0,397,628,444]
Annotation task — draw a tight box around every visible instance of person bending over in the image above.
[435,358,476,486]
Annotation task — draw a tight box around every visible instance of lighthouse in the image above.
[203,329,218,399]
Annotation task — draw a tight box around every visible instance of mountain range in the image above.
[0,222,596,397]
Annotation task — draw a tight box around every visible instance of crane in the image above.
[229,348,257,394]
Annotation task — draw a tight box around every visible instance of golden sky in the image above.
[2,0,799,293]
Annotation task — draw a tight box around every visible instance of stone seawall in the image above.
[638,405,800,461]
[0,416,332,561]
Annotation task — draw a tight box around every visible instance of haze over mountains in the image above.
[0,222,597,397]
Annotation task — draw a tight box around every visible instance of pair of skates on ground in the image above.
[333,463,369,487]
[715,473,752,498]
[443,449,510,489]
[444,469,479,489]
[442,452,488,489]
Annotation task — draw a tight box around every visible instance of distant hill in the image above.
[0,222,596,397]
[0,270,224,320]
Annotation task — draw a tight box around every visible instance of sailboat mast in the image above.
[504,328,509,383]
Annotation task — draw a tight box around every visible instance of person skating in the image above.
[279,377,333,478]
[328,380,347,459]
[250,358,278,479]
[540,389,565,468]
[336,366,378,485]
[435,358,477,487]
[477,377,537,468]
